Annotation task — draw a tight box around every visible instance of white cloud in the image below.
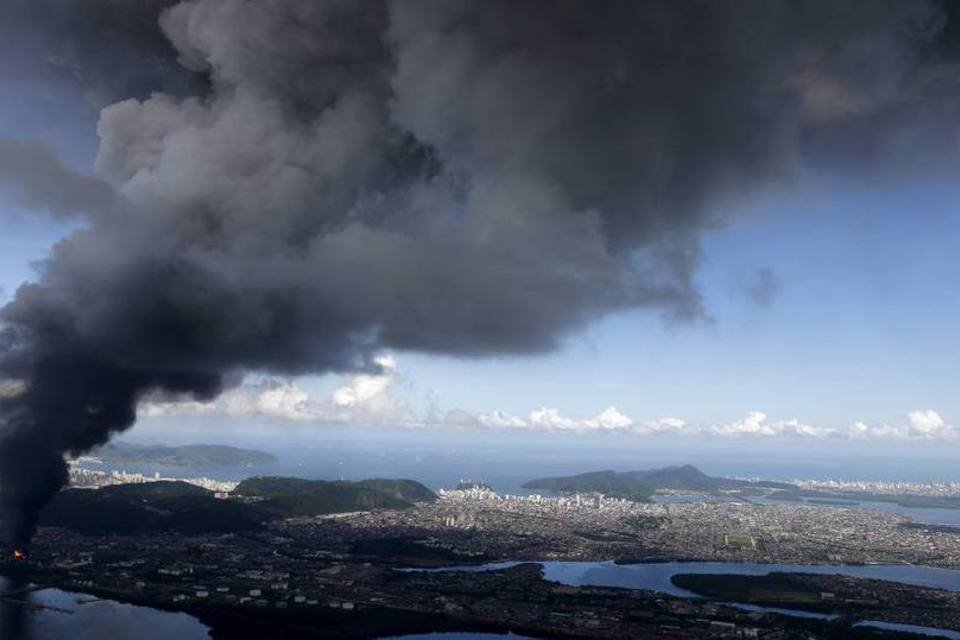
[906,409,955,438]
[848,410,958,441]
[467,407,839,439]
[477,410,528,429]
[141,379,317,421]
[474,406,639,433]
[476,406,688,436]
[582,406,635,431]
[710,411,835,438]
[641,416,689,434]
[711,411,770,436]
[141,355,413,425]
[332,356,398,408]
[222,380,316,421]
[328,355,412,422]
[528,407,581,431]
[440,408,482,427]
[140,357,958,443]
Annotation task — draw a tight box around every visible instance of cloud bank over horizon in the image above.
[141,359,959,442]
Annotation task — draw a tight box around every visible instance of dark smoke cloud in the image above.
[2,0,960,544]
[0,0,200,107]
[0,139,117,219]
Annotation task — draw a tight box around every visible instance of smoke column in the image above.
[2,0,960,545]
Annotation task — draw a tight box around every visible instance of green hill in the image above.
[41,490,157,535]
[623,465,718,491]
[233,476,320,496]
[40,483,269,535]
[234,476,436,517]
[156,495,269,534]
[523,470,655,500]
[523,464,794,498]
[354,478,438,503]
[39,476,437,535]
[98,480,212,499]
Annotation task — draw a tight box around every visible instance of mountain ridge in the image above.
[523,464,793,499]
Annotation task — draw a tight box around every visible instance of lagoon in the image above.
[0,576,211,640]
[535,560,960,597]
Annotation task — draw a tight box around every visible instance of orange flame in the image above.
[12,549,25,561]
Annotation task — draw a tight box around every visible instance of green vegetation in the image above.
[349,537,479,563]
[671,570,960,636]
[98,480,211,499]
[39,476,437,535]
[671,573,828,610]
[233,476,436,517]
[354,478,438,503]
[233,476,321,496]
[40,483,270,535]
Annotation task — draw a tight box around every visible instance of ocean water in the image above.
[118,424,960,490]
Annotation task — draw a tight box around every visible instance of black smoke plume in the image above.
[2,0,960,545]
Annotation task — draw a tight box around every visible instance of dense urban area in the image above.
[3,466,960,639]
